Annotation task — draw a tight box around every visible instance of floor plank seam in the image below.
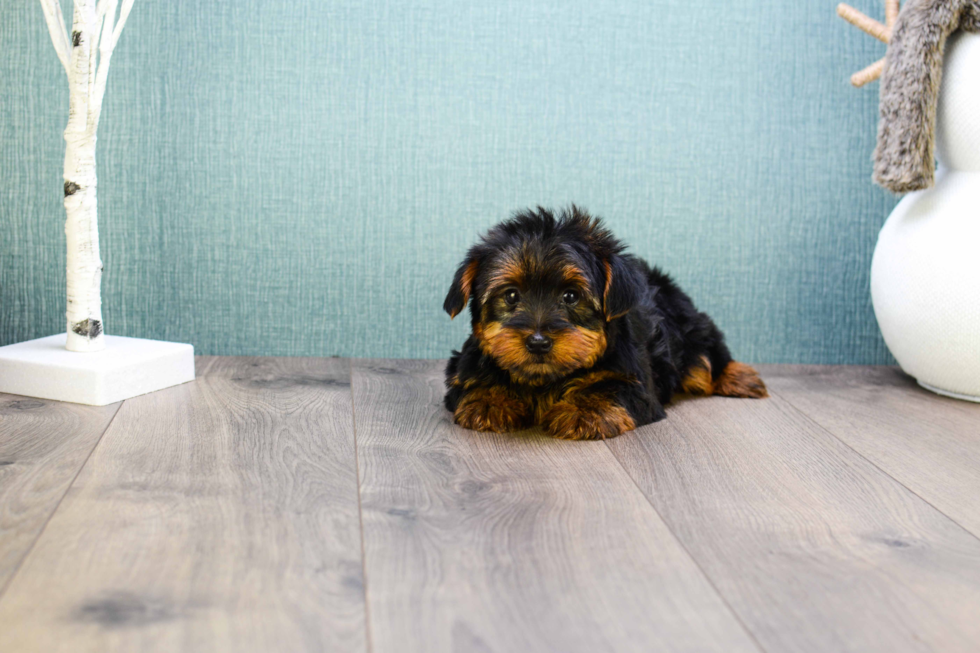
[0,400,123,602]
[348,359,376,653]
[770,387,980,545]
[602,436,770,653]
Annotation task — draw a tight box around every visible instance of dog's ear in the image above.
[602,255,644,321]
[444,256,480,319]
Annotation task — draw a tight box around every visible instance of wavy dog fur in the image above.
[443,207,767,440]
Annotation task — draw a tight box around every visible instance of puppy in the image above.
[444,206,767,440]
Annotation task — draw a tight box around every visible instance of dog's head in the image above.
[444,206,645,385]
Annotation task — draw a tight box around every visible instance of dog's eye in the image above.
[503,288,520,306]
[562,289,580,306]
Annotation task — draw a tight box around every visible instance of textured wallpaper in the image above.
[0,0,898,363]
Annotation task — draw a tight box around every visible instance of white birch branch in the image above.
[100,0,117,54]
[88,0,135,131]
[61,0,104,351]
[111,0,135,49]
[39,0,71,76]
[39,0,136,351]
[88,4,102,111]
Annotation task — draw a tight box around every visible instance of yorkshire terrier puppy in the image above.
[443,206,767,440]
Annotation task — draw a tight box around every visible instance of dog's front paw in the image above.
[543,395,636,440]
[454,386,531,432]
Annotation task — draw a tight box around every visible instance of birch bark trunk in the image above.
[63,0,104,352]
[41,0,133,351]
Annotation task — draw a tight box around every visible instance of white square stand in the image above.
[0,334,195,406]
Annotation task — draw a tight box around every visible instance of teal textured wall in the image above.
[1,0,898,362]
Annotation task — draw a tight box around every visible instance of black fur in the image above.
[444,206,760,439]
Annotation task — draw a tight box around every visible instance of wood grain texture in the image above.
[762,364,980,538]
[351,359,759,653]
[606,392,980,653]
[0,357,366,653]
[0,394,119,595]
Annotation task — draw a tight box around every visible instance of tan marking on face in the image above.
[550,326,607,371]
[561,263,588,287]
[477,321,608,385]
[477,323,553,385]
[507,366,561,387]
[561,264,602,311]
[478,321,532,371]
[482,253,525,303]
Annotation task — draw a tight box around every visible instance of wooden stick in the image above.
[885,0,900,28]
[851,58,885,87]
[837,3,890,43]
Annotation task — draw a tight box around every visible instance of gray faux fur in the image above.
[874,0,980,193]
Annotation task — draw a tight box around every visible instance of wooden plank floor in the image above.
[762,365,980,538]
[0,396,119,594]
[0,358,365,652]
[1,357,979,652]
[352,360,757,653]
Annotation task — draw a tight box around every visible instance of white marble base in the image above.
[0,334,195,406]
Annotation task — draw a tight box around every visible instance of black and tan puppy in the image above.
[444,206,767,440]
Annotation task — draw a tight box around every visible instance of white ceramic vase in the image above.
[870,32,980,401]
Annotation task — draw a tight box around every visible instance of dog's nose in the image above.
[525,333,553,354]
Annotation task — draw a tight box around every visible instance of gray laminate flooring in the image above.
[1,358,978,652]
